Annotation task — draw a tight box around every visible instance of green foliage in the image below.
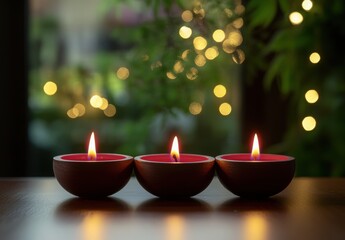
[29,0,243,175]
[244,0,345,176]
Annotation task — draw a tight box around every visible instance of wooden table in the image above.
[0,177,344,240]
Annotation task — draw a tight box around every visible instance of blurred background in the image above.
[2,0,345,177]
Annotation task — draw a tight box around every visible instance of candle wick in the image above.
[173,154,178,162]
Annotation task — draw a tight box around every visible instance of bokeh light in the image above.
[289,12,303,25]
[232,49,245,64]
[193,36,207,50]
[74,103,85,116]
[232,18,244,29]
[302,0,313,11]
[305,89,319,103]
[99,98,109,110]
[179,26,192,39]
[173,61,184,73]
[205,47,219,60]
[213,84,227,98]
[302,116,316,131]
[309,52,321,64]
[189,102,202,115]
[181,50,190,60]
[227,31,243,47]
[219,102,232,116]
[90,95,103,108]
[104,104,116,117]
[181,10,193,22]
[186,67,198,80]
[166,71,176,80]
[116,67,129,80]
[212,29,225,42]
[194,54,206,67]
[43,81,57,96]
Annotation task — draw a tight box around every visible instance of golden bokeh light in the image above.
[181,50,190,60]
[174,61,184,73]
[234,5,245,15]
[104,104,116,117]
[179,26,192,39]
[189,102,202,115]
[186,67,198,80]
[302,0,313,11]
[99,98,109,110]
[213,84,227,98]
[289,12,303,25]
[205,46,219,60]
[43,81,57,96]
[166,71,176,80]
[181,10,193,22]
[302,116,316,131]
[116,67,129,80]
[67,109,77,119]
[227,31,243,46]
[74,103,85,116]
[309,52,321,64]
[305,89,319,103]
[194,54,206,67]
[232,18,244,29]
[193,36,207,50]
[212,29,225,42]
[219,102,232,116]
[232,49,245,64]
[222,39,235,54]
[90,95,103,108]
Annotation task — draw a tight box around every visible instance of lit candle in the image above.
[134,136,215,198]
[53,132,133,198]
[215,133,295,198]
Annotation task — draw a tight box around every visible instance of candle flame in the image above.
[88,132,97,160]
[170,136,180,162]
[251,133,260,160]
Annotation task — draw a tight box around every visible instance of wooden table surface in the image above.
[0,177,345,240]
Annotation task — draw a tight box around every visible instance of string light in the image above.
[219,102,232,116]
[302,116,316,131]
[289,12,303,25]
[302,0,313,11]
[305,89,319,103]
[213,85,227,98]
[43,81,57,96]
[189,102,202,115]
[309,52,321,64]
[179,26,192,39]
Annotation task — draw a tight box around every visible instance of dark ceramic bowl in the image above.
[216,153,295,198]
[134,154,215,198]
[53,153,133,198]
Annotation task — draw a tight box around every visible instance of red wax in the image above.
[137,154,212,163]
[58,153,131,162]
[218,153,293,162]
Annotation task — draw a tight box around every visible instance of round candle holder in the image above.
[216,154,295,198]
[134,154,215,198]
[53,153,133,198]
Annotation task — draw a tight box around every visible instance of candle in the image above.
[215,133,295,198]
[134,136,215,198]
[53,132,133,198]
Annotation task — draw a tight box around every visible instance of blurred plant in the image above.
[29,0,245,174]
[244,0,345,176]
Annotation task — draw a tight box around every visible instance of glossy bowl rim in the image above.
[216,153,295,163]
[135,153,215,164]
[53,153,133,163]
